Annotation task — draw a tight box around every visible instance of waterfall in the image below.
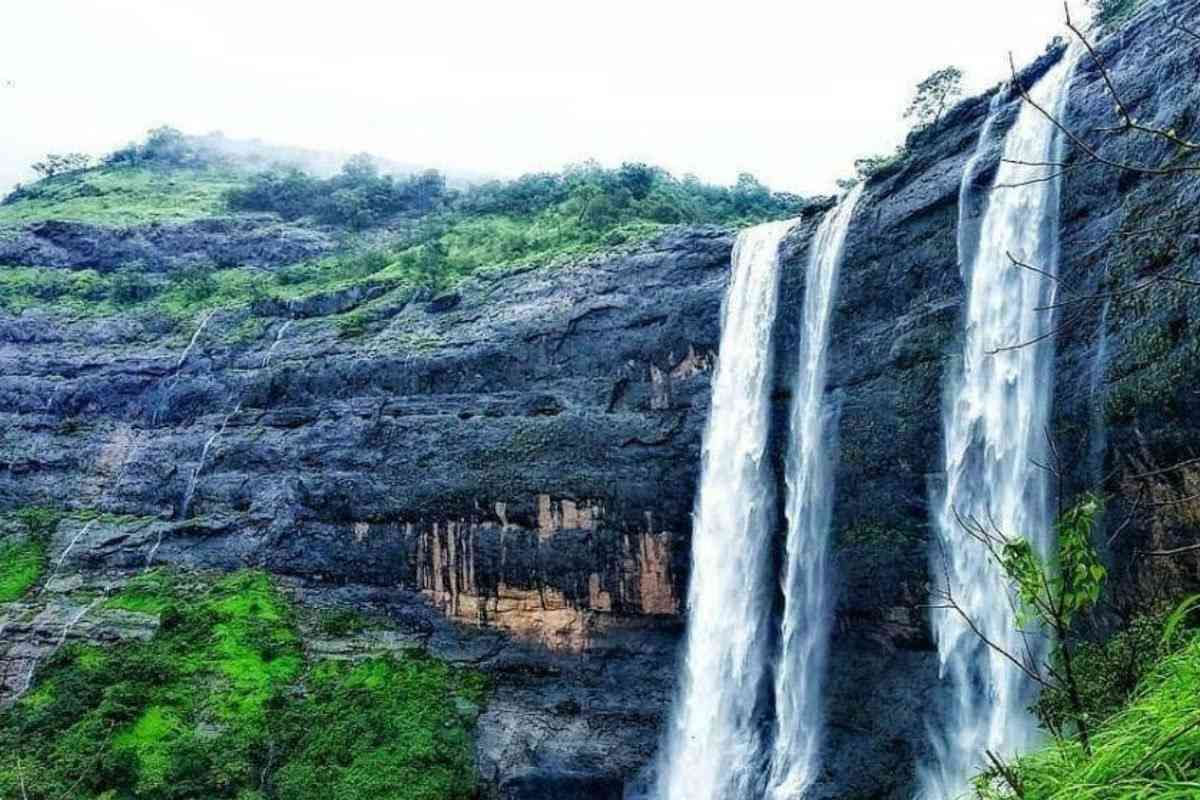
[768,184,863,798]
[921,46,1080,799]
[657,218,796,800]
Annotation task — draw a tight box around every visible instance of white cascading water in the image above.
[657,218,797,800]
[922,46,1080,799]
[768,184,863,798]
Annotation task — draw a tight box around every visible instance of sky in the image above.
[1,0,1079,196]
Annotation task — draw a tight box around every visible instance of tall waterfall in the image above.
[768,184,863,798]
[657,219,795,800]
[922,46,1079,799]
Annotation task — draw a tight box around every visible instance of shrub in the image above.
[173,267,218,305]
[225,157,451,228]
[855,147,909,181]
[315,607,369,636]
[109,265,160,305]
[30,153,92,179]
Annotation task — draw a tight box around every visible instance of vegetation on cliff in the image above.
[0,570,487,800]
[976,601,1200,799]
[0,128,809,320]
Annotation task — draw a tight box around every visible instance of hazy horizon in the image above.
[3,0,1084,197]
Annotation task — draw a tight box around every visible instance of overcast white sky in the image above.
[1,0,1079,196]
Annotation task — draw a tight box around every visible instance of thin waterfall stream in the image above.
[658,188,861,800]
[657,218,793,800]
[769,184,863,798]
[921,45,1081,799]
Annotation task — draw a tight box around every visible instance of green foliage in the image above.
[1002,494,1107,629]
[314,608,371,637]
[335,311,369,339]
[904,66,964,127]
[9,506,66,538]
[31,152,93,179]
[2,154,808,324]
[225,156,447,229]
[104,569,177,615]
[0,570,487,800]
[855,147,910,181]
[1034,605,1197,735]
[0,538,45,602]
[977,623,1200,799]
[0,165,245,225]
[0,571,301,798]
[273,654,487,800]
[103,126,224,171]
[109,264,161,305]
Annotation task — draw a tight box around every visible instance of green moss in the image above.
[0,570,487,800]
[315,607,372,637]
[0,165,247,226]
[5,506,65,538]
[0,538,46,601]
[104,569,176,614]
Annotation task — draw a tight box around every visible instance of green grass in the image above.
[0,165,247,226]
[979,629,1200,799]
[104,569,177,615]
[0,538,45,601]
[0,569,488,800]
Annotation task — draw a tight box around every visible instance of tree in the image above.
[905,66,964,127]
[30,152,92,179]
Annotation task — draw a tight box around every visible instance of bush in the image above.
[0,538,45,601]
[104,126,221,170]
[315,608,370,637]
[109,265,160,305]
[855,147,909,181]
[173,267,218,305]
[1034,610,1194,732]
[225,156,451,229]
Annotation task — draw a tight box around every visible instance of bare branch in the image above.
[1127,456,1200,482]
[1008,52,1200,175]
[1008,251,1065,286]
[1137,543,1200,557]
[1065,2,1200,151]
[925,597,1053,688]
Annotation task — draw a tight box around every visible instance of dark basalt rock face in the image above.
[2,2,1199,797]
[0,216,336,271]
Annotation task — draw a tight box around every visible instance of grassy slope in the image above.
[0,165,247,226]
[0,570,486,800]
[978,631,1200,800]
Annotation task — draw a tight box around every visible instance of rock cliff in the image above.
[2,2,1199,797]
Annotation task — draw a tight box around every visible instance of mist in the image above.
[3,0,1078,196]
